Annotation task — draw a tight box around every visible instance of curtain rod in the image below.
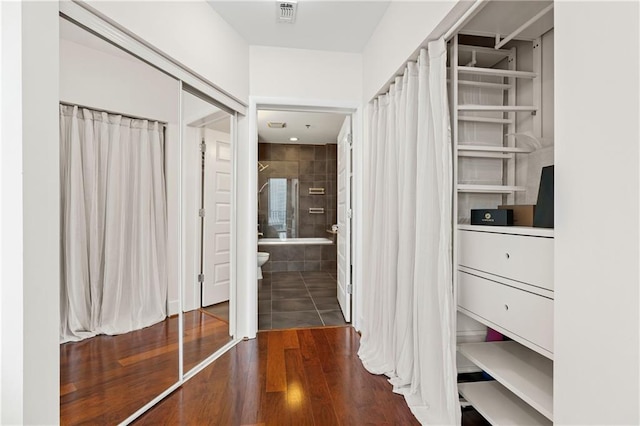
[59,101,169,126]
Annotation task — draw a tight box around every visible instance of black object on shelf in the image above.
[471,209,513,226]
[533,165,554,228]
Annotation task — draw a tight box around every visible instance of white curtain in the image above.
[359,39,459,425]
[60,105,168,343]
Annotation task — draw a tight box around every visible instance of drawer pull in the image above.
[504,304,509,311]
[505,253,510,259]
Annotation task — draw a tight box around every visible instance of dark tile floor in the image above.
[258,271,348,330]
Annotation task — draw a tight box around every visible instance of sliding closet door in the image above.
[182,88,234,373]
[59,17,181,424]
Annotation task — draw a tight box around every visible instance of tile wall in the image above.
[258,143,337,238]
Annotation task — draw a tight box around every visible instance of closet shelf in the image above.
[458,382,552,426]
[458,105,537,112]
[458,44,511,57]
[459,342,553,421]
[457,184,526,194]
[458,66,538,79]
[457,224,554,238]
[458,152,513,159]
[458,116,513,125]
[458,80,513,90]
[458,145,534,154]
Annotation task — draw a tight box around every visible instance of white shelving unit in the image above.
[451,2,555,425]
[453,40,537,203]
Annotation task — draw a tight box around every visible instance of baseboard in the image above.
[168,299,180,316]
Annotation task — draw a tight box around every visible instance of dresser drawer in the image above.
[459,230,554,291]
[458,271,554,354]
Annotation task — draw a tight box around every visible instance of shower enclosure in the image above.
[258,161,299,238]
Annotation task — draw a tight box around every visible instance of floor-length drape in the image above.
[60,105,168,343]
[358,39,459,425]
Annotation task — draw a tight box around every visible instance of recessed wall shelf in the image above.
[308,187,325,195]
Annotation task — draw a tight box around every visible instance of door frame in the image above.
[244,97,364,337]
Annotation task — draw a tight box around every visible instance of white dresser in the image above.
[457,225,554,425]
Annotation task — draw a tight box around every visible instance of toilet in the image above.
[257,252,270,279]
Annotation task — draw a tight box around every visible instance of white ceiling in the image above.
[207,1,390,53]
[258,110,346,144]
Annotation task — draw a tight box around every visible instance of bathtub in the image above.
[258,237,333,246]
[258,237,336,273]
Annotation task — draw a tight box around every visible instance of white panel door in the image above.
[337,117,352,321]
[202,131,231,307]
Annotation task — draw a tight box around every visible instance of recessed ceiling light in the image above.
[289,137,298,142]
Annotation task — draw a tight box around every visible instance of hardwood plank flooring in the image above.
[61,310,230,425]
[135,326,421,425]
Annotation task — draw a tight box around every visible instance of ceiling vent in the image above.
[277,1,297,24]
[267,122,287,129]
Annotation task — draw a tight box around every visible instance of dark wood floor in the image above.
[61,310,231,425]
[135,326,421,425]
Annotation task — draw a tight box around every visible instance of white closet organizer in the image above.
[451,2,554,425]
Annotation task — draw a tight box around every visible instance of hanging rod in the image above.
[495,3,554,49]
[59,101,168,125]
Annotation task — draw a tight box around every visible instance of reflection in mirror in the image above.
[182,90,233,373]
[58,18,181,423]
[258,171,300,239]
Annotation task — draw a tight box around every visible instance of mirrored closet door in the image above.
[181,88,234,374]
[58,17,182,424]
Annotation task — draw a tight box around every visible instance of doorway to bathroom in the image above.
[256,107,353,330]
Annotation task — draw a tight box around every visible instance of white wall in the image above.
[0,2,60,423]
[89,1,249,104]
[555,2,639,424]
[362,1,457,101]
[250,46,363,102]
[60,38,179,123]
[60,35,182,316]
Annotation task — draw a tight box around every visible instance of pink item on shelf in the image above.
[486,328,504,342]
